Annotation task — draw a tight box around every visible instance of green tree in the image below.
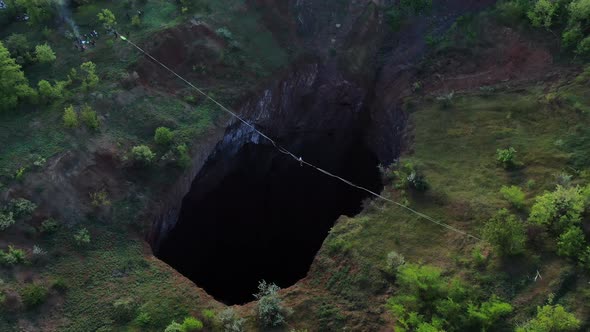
[482,209,527,256]
[528,185,586,232]
[527,0,557,28]
[0,42,35,111]
[34,43,55,63]
[517,304,580,332]
[80,104,100,130]
[500,185,526,209]
[4,33,32,65]
[154,127,174,145]
[467,296,513,330]
[80,61,99,91]
[63,105,78,128]
[131,145,155,165]
[38,80,64,102]
[97,9,117,30]
[557,226,586,258]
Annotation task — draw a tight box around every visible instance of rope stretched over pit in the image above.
[119,34,482,242]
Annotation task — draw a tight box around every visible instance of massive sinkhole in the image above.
[157,131,382,305]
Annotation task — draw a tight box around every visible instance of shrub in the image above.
[0,212,15,231]
[97,9,117,30]
[37,80,63,102]
[255,280,288,327]
[131,14,141,27]
[34,43,56,63]
[80,104,100,130]
[80,61,99,91]
[165,321,183,332]
[51,277,68,293]
[135,311,151,326]
[527,0,557,28]
[21,283,48,308]
[73,228,91,247]
[63,105,78,128]
[392,161,428,191]
[181,316,204,331]
[9,198,36,217]
[176,144,191,168]
[131,145,156,165]
[388,263,511,331]
[217,308,246,332]
[112,297,137,322]
[528,185,586,232]
[516,304,580,332]
[90,189,110,207]
[482,209,527,256]
[40,218,59,234]
[154,127,174,145]
[467,296,513,330]
[385,251,406,275]
[0,41,36,111]
[557,226,586,258]
[496,147,518,169]
[0,245,26,266]
[500,185,526,209]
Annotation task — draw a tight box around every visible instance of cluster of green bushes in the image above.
[498,0,590,56]
[0,198,37,231]
[129,126,191,168]
[1,37,100,112]
[387,263,513,331]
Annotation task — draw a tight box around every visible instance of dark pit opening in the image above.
[157,131,382,305]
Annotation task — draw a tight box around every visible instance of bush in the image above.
[97,9,117,30]
[176,144,191,168]
[37,80,63,102]
[131,145,155,165]
[63,105,78,128]
[80,104,100,130]
[0,245,26,266]
[90,189,110,207]
[0,212,15,231]
[34,43,56,63]
[80,61,99,91]
[392,161,429,191]
[557,226,586,258]
[528,185,586,232]
[135,311,151,326]
[255,280,288,327]
[154,127,174,145]
[516,304,580,332]
[0,41,36,111]
[527,0,557,28]
[500,185,526,209]
[385,251,406,275]
[482,209,527,256]
[112,297,137,322]
[131,14,141,27]
[181,316,203,331]
[165,321,183,332]
[73,228,91,247]
[496,147,518,169]
[21,283,48,308]
[40,218,59,234]
[387,263,512,331]
[9,198,37,219]
[217,308,246,332]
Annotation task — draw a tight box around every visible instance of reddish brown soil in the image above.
[422,26,559,94]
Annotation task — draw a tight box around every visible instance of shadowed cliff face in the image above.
[157,132,382,304]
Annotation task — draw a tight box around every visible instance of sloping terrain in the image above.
[1,0,590,331]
